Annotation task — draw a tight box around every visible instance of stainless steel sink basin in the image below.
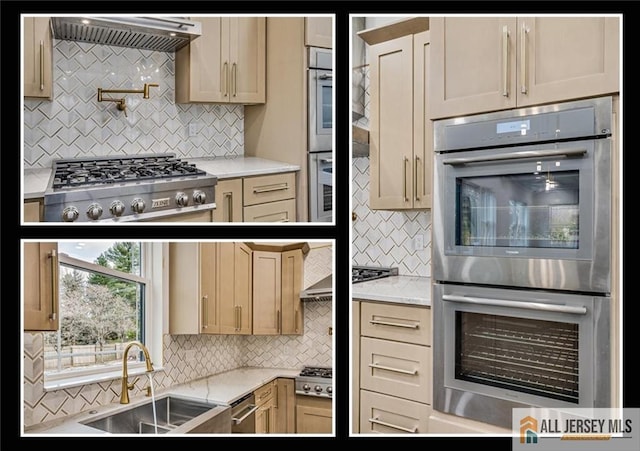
[83,395,231,434]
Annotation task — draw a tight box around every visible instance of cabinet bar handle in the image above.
[49,250,58,321]
[232,62,237,97]
[223,62,229,97]
[202,295,208,329]
[239,305,242,331]
[369,417,418,433]
[368,363,418,375]
[40,40,45,91]
[294,309,298,332]
[253,183,288,193]
[403,156,409,202]
[502,25,509,97]
[277,310,281,333]
[232,405,258,424]
[520,22,528,94]
[223,192,233,222]
[234,305,239,330]
[414,155,420,202]
[369,319,419,329]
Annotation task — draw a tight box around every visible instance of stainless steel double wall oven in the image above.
[432,97,614,428]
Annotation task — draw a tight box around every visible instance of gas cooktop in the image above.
[352,265,399,283]
[295,366,332,398]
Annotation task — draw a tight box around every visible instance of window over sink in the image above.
[42,241,163,390]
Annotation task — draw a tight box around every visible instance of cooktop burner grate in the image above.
[299,366,332,379]
[352,266,399,283]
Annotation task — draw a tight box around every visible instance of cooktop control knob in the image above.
[193,190,207,205]
[302,384,311,391]
[326,386,332,394]
[131,198,146,214]
[62,206,79,222]
[86,203,103,220]
[176,192,189,207]
[110,201,126,217]
[314,385,323,393]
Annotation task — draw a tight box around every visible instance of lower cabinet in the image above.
[360,390,430,434]
[254,380,277,433]
[427,411,511,434]
[24,200,42,222]
[274,378,296,433]
[213,178,243,222]
[295,395,333,434]
[243,172,296,222]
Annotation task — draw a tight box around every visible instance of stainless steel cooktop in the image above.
[352,265,399,283]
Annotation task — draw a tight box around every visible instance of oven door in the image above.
[308,67,333,153]
[433,138,611,293]
[309,152,333,222]
[433,282,610,428]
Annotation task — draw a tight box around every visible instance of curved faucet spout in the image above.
[120,341,154,404]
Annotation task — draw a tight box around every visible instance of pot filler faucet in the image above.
[97,83,159,117]
[120,341,154,404]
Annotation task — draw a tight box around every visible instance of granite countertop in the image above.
[23,157,300,200]
[352,275,431,307]
[24,366,300,435]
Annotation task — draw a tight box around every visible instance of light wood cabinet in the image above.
[352,301,360,434]
[428,411,510,434]
[212,178,243,222]
[24,200,42,222]
[24,242,59,331]
[252,248,303,335]
[169,242,252,335]
[243,172,297,223]
[254,380,277,433]
[355,301,431,434]
[175,17,265,104]
[305,17,332,48]
[24,17,53,99]
[429,16,620,119]
[295,396,332,434]
[274,378,296,433]
[368,29,432,210]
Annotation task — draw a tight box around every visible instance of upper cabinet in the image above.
[175,17,266,104]
[429,16,620,119]
[24,242,59,331]
[24,17,53,100]
[367,22,432,210]
[305,17,332,48]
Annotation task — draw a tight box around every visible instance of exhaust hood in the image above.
[300,275,332,302]
[50,16,202,52]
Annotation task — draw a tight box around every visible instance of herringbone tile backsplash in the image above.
[23,244,333,428]
[23,40,244,169]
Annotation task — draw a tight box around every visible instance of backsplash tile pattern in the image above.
[352,157,431,277]
[23,244,333,428]
[23,40,244,169]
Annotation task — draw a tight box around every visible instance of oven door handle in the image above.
[441,148,587,166]
[442,294,587,315]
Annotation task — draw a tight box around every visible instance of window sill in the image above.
[43,366,165,392]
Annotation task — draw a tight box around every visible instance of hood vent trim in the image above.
[300,275,332,302]
[50,16,202,52]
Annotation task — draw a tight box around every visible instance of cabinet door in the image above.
[252,251,282,334]
[218,242,237,334]
[281,249,303,335]
[360,389,430,434]
[369,35,414,209]
[24,242,59,331]
[295,396,332,433]
[175,17,226,103]
[228,17,266,103]
[24,17,53,99]
[199,243,220,333]
[274,378,296,433]
[212,178,243,222]
[429,17,517,119]
[305,17,332,48]
[352,301,361,434]
[243,199,296,223]
[517,17,619,107]
[234,242,253,334]
[412,30,432,209]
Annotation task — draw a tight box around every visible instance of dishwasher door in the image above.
[231,393,258,433]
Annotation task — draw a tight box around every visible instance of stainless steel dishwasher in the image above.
[230,393,258,433]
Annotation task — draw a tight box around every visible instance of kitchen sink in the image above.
[83,395,231,434]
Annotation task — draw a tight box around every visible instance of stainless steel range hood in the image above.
[300,275,332,302]
[50,16,202,52]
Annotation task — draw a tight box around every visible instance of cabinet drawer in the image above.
[255,381,276,406]
[244,199,295,223]
[360,337,431,404]
[360,390,430,434]
[360,302,431,346]
[243,172,296,206]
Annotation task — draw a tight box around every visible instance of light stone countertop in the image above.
[23,157,300,200]
[352,275,431,307]
[24,366,301,435]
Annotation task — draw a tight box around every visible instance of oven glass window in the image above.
[455,312,579,403]
[456,170,580,249]
[321,85,332,129]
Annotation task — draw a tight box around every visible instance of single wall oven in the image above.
[432,97,614,429]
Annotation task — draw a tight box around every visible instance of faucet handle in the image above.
[127,376,140,390]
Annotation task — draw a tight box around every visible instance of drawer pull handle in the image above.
[369,417,418,433]
[368,363,418,375]
[253,183,289,193]
[369,319,419,329]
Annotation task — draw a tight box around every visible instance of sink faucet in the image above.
[120,341,154,404]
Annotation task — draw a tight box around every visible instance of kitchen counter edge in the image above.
[352,275,431,307]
